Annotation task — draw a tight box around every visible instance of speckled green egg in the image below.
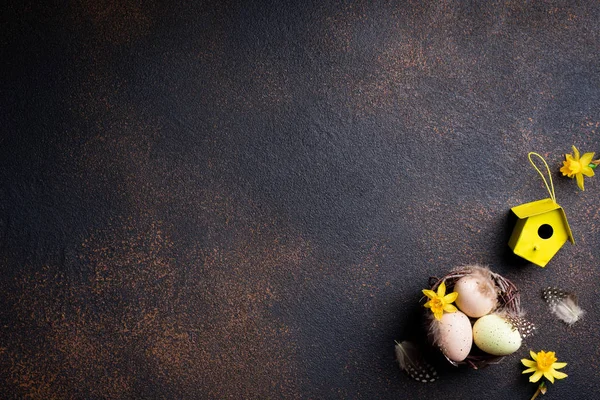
[472,314,522,356]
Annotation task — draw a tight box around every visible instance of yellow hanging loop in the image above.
[528,152,556,203]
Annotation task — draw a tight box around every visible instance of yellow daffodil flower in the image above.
[560,145,595,191]
[422,281,458,320]
[522,350,568,384]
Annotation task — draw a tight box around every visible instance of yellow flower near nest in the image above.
[422,281,458,321]
[522,350,568,384]
[560,145,595,191]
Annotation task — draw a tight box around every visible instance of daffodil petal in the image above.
[577,173,585,191]
[543,371,555,384]
[522,367,536,374]
[422,289,437,299]
[521,359,536,368]
[573,145,580,160]
[581,152,595,165]
[582,165,595,177]
[423,301,432,309]
[437,281,446,297]
[551,370,568,380]
[443,304,457,312]
[560,163,571,176]
[433,310,443,320]
[443,292,458,303]
[529,371,543,383]
[552,362,567,369]
[530,351,538,361]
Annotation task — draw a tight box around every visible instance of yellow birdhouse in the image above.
[508,152,576,267]
[508,198,574,267]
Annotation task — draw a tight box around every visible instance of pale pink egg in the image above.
[454,276,498,318]
[438,311,472,362]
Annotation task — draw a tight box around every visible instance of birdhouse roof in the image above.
[511,198,575,244]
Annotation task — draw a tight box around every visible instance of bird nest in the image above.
[426,265,532,369]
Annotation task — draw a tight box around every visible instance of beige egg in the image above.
[438,311,472,362]
[454,275,498,318]
[473,314,522,356]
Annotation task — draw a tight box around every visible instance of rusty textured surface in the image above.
[1,1,600,399]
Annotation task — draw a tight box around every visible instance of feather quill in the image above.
[394,340,438,383]
[542,287,584,325]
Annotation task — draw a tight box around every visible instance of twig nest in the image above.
[426,265,535,369]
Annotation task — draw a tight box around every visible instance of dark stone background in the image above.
[1,1,599,399]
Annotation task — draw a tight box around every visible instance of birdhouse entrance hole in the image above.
[538,224,553,239]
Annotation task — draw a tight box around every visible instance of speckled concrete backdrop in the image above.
[1,1,600,399]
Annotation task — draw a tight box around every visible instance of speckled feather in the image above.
[394,341,438,383]
[542,287,585,325]
[502,314,536,339]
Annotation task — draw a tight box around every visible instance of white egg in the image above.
[437,311,472,362]
[473,314,522,356]
[454,275,498,318]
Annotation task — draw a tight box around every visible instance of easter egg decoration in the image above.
[435,311,473,362]
[422,265,536,369]
[472,314,522,356]
[453,268,499,318]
